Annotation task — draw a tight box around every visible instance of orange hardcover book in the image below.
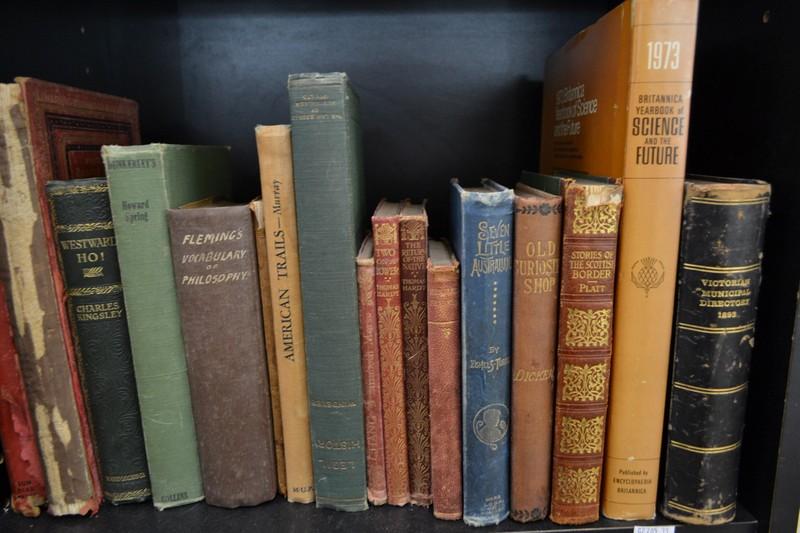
[539,0,699,520]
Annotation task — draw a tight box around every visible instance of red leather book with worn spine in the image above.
[426,240,462,520]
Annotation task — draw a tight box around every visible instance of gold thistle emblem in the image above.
[631,256,665,297]
[374,223,397,245]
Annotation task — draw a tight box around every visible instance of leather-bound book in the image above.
[662,177,770,525]
[0,78,140,515]
[426,240,462,520]
[103,144,231,509]
[510,179,562,522]
[539,1,699,519]
[249,199,287,497]
[168,203,276,508]
[255,125,314,503]
[0,282,46,517]
[450,179,514,526]
[399,201,431,506]
[46,179,150,505]
[356,235,388,506]
[288,72,367,511]
[372,200,410,506]
[524,173,622,525]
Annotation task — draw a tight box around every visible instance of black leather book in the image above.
[46,179,150,504]
[662,175,770,525]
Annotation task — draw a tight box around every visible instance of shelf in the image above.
[0,498,757,533]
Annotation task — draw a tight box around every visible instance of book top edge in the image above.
[357,234,374,262]
[102,144,231,154]
[428,240,458,268]
[288,72,349,86]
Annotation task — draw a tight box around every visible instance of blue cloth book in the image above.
[450,179,514,526]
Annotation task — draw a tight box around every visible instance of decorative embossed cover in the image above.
[450,179,513,526]
[168,204,276,508]
[356,235,388,506]
[662,177,770,525]
[47,179,150,505]
[510,180,562,522]
[427,240,462,520]
[0,282,46,517]
[399,201,431,506]
[372,200,410,506]
[0,78,139,515]
[526,173,622,525]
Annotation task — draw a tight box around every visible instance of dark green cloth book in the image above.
[101,144,231,509]
[288,72,368,512]
[46,178,151,505]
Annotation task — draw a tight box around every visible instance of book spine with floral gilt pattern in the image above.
[550,179,622,525]
[372,206,410,506]
[400,204,430,506]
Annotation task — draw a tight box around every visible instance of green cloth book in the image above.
[101,144,231,509]
[288,72,368,511]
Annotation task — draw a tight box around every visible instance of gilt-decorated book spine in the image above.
[288,72,367,511]
[168,205,276,508]
[255,125,315,504]
[427,241,462,520]
[510,187,562,522]
[250,199,287,497]
[356,236,388,506]
[550,180,621,525]
[46,179,150,505]
[450,179,513,527]
[372,207,410,506]
[0,282,46,517]
[399,206,431,506]
[661,179,770,525]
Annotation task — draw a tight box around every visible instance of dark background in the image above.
[1,1,798,531]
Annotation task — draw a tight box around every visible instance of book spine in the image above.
[46,180,151,505]
[103,147,205,509]
[452,186,513,526]
[602,0,699,520]
[250,201,288,497]
[256,125,315,504]
[0,282,46,517]
[510,194,562,522]
[427,254,462,520]
[661,183,770,525]
[288,73,368,511]
[356,250,388,505]
[168,206,276,508]
[550,183,622,525]
[0,83,100,516]
[372,213,410,506]
[400,212,431,506]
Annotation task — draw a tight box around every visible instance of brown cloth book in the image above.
[426,240,462,520]
[510,181,563,522]
[356,235,388,506]
[168,203,276,508]
[399,201,431,506]
[372,200,410,506]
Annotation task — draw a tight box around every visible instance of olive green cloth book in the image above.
[102,144,231,509]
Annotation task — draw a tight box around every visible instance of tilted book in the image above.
[510,179,562,523]
[250,199,288,497]
[372,200,410,506]
[427,239,462,520]
[539,0,699,519]
[356,235,388,506]
[662,177,770,525]
[46,179,150,505]
[0,78,140,515]
[525,173,622,525]
[0,282,46,517]
[168,204,277,508]
[450,179,513,526]
[255,125,315,503]
[102,144,231,509]
[400,201,431,507]
[288,72,368,511]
